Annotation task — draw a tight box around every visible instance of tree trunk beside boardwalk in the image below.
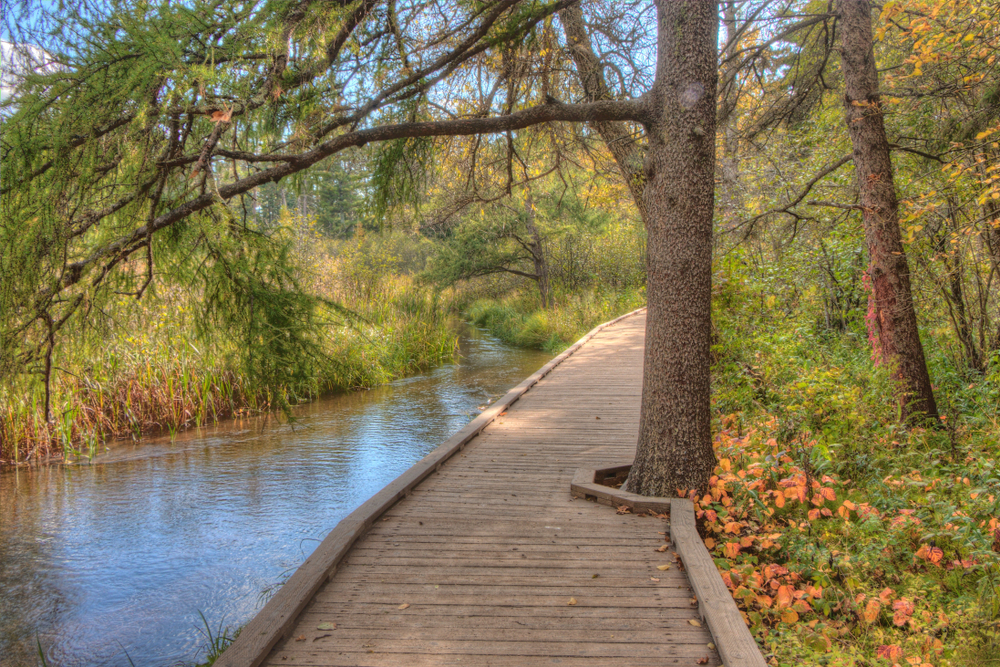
[838,0,939,424]
[626,0,719,498]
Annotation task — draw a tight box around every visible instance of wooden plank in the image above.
[671,497,769,667]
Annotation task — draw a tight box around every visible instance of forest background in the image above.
[3,0,1000,665]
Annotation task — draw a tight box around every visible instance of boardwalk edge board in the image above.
[215,307,647,667]
[570,465,769,667]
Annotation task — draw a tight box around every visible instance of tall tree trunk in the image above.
[559,4,648,222]
[625,0,718,497]
[838,0,939,423]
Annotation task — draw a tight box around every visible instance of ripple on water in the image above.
[0,328,550,667]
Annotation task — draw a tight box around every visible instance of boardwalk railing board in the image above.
[571,465,769,667]
[215,307,646,667]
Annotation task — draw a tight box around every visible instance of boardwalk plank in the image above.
[242,312,725,667]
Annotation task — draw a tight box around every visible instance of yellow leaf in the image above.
[688,619,702,627]
[657,564,672,571]
[567,598,577,606]
[781,609,799,623]
[398,603,410,610]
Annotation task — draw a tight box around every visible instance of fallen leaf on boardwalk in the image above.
[592,574,600,578]
[316,623,337,630]
[568,598,578,605]
[657,564,671,570]
[657,544,669,552]
[697,658,709,664]
[616,505,631,514]
[690,597,698,605]
[295,635,306,642]
[688,619,702,627]
[707,642,716,650]
[650,577,660,582]
[398,603,410,610]
[595,416,601,419]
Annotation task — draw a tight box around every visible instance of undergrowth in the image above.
[700,262,1000,666]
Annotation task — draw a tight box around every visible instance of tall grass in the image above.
[1,225,456,464]
[463,287,646,353]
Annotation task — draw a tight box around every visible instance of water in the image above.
[0,327,550,667]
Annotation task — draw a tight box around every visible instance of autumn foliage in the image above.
[690,415,999,666]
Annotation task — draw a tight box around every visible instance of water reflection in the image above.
[0,327,550,667]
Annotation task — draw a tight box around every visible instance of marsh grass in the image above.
[1,226,455,464]
[463,287,646,353]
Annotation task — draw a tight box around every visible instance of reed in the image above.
[0,231,456,464]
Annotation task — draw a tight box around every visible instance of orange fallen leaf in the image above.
[398,603,410,610]
[567,598,577,605]
[688,619,702,627]
[892,598,914,626]
[863,599,881,624]
[877,645,903,660]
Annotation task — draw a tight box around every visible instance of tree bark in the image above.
[718,1,743,215]
[559,4,648,222]
[625,0,719,497]
[524,194,550,309]
[838,0,939,423]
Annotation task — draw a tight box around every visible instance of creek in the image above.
[0,326,550,667]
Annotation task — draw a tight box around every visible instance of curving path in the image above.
[223,311,723,667]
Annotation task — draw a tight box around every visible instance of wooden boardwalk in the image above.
[236,311,723,666]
